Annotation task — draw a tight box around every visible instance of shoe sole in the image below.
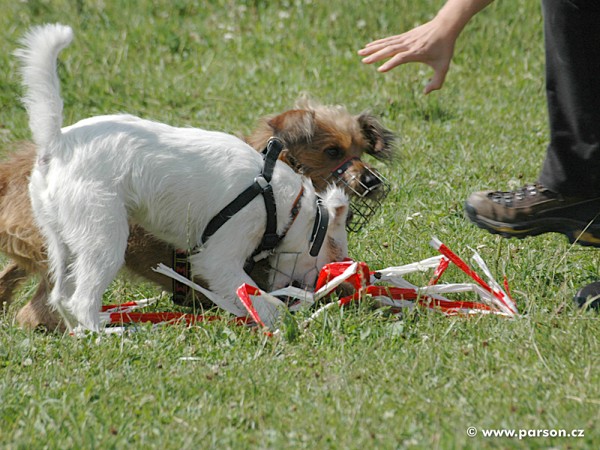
[464,202,600,248]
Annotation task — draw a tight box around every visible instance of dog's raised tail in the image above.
[14,24,73,151]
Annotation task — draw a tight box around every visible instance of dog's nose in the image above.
[360,170,383,190]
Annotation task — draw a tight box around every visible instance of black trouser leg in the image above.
[538,0,600,197]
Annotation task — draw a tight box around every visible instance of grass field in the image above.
[1,0,599,448]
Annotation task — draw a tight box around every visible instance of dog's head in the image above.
[246,98,396,231]
[268,184,349,291]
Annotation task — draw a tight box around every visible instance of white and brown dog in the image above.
[3,31,395,332]
[1,99,395,331]
[16,24,350,332]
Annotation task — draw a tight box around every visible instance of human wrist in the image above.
[434,0,494,38]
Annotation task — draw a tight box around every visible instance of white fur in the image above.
[18,24,349,331]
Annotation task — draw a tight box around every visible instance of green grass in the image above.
[1,0,599,448]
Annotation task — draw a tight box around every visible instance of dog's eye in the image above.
[324,147,343,159]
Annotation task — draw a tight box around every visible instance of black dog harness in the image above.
[202,137,329,269]
[173,138,329,305]
[172,138,329,305]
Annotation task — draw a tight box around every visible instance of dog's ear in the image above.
[357,112,396,161]
[267,109,316,148]
[245,109,316,152]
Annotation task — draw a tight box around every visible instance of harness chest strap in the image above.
[200,137,284,250]
[200,177,270,244]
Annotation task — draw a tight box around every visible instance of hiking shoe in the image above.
[464,182,600,247]
[574,281,600,310]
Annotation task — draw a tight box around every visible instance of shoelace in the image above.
[489,183,549,207]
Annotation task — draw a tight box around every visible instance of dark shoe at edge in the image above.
[464,183,600,247]
[574,281,600,310]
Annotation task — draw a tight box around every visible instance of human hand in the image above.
[358,20,458,94]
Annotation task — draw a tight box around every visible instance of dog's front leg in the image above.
[189,255,259,315]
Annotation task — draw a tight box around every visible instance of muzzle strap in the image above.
[331,157,359,177]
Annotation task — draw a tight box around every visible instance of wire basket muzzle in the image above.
[325,164,390,232]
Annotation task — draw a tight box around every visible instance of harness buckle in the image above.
[254,175,269,190]
[261,233,281,250]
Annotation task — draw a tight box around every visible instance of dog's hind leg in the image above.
[43,231,77,332]
[0,262,28,310]
[65,212,129,331]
